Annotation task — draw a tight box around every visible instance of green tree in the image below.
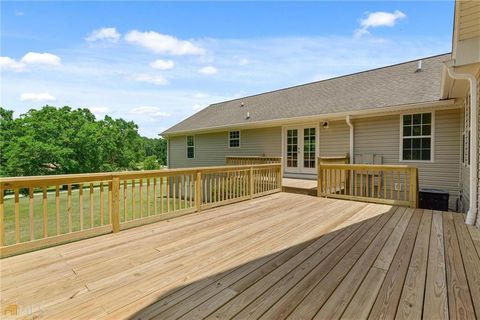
[143,155,160,170]
[143,137,167,166]
[0,106,157,177]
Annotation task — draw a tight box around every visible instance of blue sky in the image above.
[1,1,454,137]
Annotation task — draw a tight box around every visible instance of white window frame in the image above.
[399,111,435,163]
[228,130,241,148]
[186,135,195,159]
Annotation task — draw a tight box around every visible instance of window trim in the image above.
[399,111,435,163]
[186,135,195,159]
[228,130,241,148]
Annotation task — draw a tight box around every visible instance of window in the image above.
[186,136,195,159]
[401,112,432,161]
[286,129,298,168]
[462,95,471,166]
[229,131,240,148]
[303,127,316,168]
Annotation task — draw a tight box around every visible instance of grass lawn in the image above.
[3,180,193,246]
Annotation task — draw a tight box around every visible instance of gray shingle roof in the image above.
[162,53,450,135]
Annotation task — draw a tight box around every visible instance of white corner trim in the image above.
[446,60,478,225]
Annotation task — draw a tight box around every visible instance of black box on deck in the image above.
[419,189,449,211]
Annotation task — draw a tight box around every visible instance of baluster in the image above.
[89,184,94,228]
[56,186,60,234]
[100,182,104,225]
[359,171,363,197]
[108,181,112,224]
[78,184,83,231]
[167,177,170,212]
[174,176,178,211]
[123,180,127,221]
[131,180,136,219]
[42,187,48,237]
[67,185,72,233]
[160,176,164,214]
[190,174,194,208]
[397,171,401,200]
[147,178,151,216]
[184,175,187,208]
[14,188,20,243]
[153,177,157,215]
[139,179,143,218]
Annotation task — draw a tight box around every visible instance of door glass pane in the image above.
[286,129,298,168]
[303,128,316,168]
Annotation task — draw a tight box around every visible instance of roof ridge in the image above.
[208,52,451,107]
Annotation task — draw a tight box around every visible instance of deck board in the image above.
[1,192,479,319]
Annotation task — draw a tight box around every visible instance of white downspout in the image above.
[346,115,354,164]
[446,60,478,225]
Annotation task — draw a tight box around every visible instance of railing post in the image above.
[249,166,254,199]
[111,176,121,233]
[317,162,322,197]
[196,170,202,212]
[410,168,418,208]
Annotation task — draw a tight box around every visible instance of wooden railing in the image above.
[317,163,418,208]
[0,163,282,257]
[226,156,282,166]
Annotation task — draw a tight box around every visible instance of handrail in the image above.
[0,163,282,257]
[0,163,280,187]
[317,162,418,208]
[226,156,282,166]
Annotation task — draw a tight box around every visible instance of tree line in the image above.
[0,106,167,177]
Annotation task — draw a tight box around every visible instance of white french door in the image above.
[284,125,318,174]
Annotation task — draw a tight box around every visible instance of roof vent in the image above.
[415,60,422,73]
[245,112,250,120]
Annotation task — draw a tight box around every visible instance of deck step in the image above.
[282,186,317,196]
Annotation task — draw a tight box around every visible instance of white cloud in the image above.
[125,30,205,55]
[129,106,171,119]
[89,107,112,118]
[0,56,26,71]
[355,10,406,38]
[1,52,60,72]
[150,59,175,70]
[20,92,56,102]
[198,65,217,75]
[21,52,61,66]
[133,74,168,85]
[86,27,120,43]
[15,11,24,16]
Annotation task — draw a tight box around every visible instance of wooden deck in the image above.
[1,193,480,319]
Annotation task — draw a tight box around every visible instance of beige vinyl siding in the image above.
[354,109,462,210]
[458,1,480,41]
[168,126,282,168]
[319,120,350,157]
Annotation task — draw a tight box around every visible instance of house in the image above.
[3,1,480,318]
[162,1,480,226]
